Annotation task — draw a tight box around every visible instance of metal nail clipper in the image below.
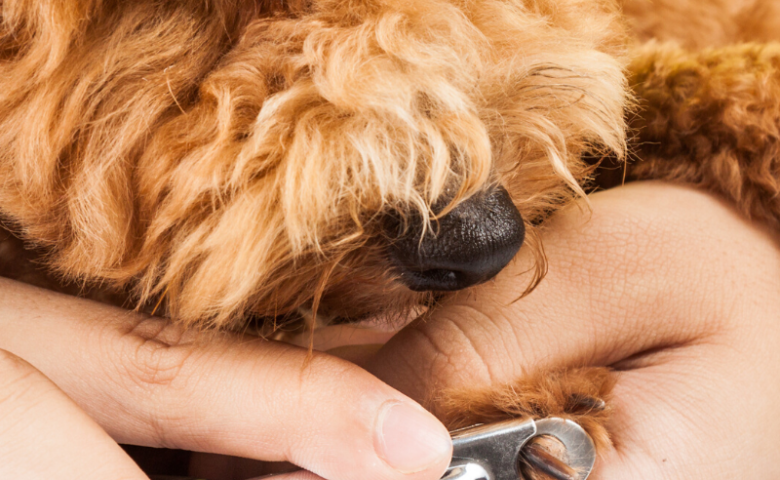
[150,417,595,480]
[442,417,596,480]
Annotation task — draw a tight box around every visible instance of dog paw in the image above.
[436,367,615,480]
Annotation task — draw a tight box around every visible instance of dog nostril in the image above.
[407,268,460,291]
[385,185,525,292]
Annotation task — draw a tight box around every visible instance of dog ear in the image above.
[0,0,253,286]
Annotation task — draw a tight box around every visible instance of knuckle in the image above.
[116,317,195,390]
[110,318,202,448]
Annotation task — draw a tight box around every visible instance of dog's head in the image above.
[0,0,628,329]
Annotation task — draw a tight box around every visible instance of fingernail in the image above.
[375,401,452,474]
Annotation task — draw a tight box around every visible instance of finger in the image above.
[369,183,780,400]
[0,349,148,480]
[0,280,451,480]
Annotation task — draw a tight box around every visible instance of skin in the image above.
[0,182,778,479]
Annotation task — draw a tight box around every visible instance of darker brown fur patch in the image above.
[628,43,780,232]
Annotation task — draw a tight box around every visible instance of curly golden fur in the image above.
[0,0,628,329]
[3,1,780,476]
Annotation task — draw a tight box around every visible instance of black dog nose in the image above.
[386,186,525,292]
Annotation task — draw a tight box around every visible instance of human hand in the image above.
[0,279,452,480]
[369,182,780,478]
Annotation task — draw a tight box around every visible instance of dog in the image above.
[2,1,780,478]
